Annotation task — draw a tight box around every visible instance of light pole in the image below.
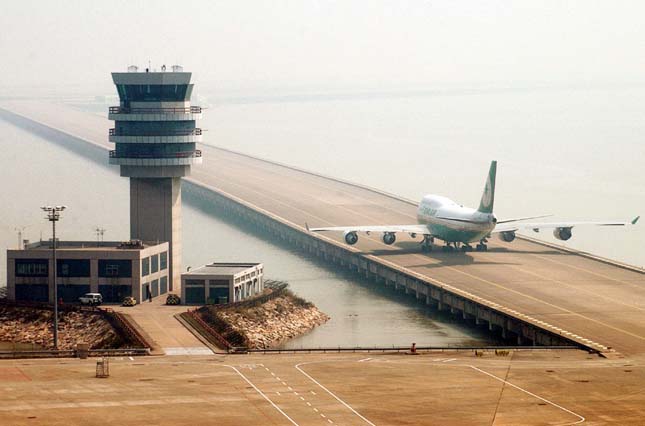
[41,205,66,349]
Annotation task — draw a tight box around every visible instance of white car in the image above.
[79,293,103,306]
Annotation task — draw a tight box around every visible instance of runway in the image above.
[2,100,644,356]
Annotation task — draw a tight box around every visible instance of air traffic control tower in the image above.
[108,65,203,291]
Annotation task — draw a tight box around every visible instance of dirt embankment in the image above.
[0,306,130,350]
[197,284,329,349]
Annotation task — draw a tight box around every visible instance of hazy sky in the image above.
[1,1,644,93]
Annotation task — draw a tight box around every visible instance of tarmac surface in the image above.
[1,350,644,425]
[2,101,644,357]
[112,298,212,356]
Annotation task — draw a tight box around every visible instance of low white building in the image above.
[6,240,169,304]
[181,262,264,305]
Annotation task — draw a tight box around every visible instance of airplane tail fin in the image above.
[477,161,497,214]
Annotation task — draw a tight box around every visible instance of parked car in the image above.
[166,294,181,305]
[79,293,103,306]
[122,296,137,307]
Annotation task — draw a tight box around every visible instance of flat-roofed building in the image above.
[181,263,264,305]
[6,240,169,304]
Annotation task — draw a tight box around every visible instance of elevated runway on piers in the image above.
[2,100,645,356]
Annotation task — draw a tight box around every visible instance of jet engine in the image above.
[344,231,359,245]
[382,232,396,245]
[498,231,516,242]
[553,227,573,241]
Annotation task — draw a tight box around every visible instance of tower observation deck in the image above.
[109,66,203,292]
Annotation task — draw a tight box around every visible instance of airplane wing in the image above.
[496,214,552,224]
[307,223,433,235]
[493,216,640,233]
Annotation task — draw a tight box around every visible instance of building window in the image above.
[57,259,90,277]
[160,276,168,294]
[98,260,132,278]
[160,252,168,270]
[15,259,48,277]
[151,254,159,273]
[142,257,150,276]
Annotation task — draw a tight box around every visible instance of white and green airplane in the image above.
[308,161,639,252]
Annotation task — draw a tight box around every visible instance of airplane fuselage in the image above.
[417,195,496,243]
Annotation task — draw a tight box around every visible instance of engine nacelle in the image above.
[498,231,516,242]
[553,227,573,241]
[382,232,396,245]
[344,231,359,245]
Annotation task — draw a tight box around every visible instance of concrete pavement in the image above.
[1,350,643,425]
[113,298,211,356]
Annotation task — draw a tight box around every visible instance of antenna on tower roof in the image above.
[94,227,106,246]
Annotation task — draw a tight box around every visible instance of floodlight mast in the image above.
[41,205,66,349]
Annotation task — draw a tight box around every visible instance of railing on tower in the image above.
[109,150,202,159]
[109,106,201,114]
[109,128,202,136]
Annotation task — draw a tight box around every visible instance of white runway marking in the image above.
[296,362,377,426]
[228,366,299,426]
[469,366,585,425]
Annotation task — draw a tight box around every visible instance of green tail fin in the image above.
[478,161,497,213]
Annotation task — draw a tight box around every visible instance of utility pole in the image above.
[41,205,66,350]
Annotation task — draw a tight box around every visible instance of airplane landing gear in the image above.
[461,244,473,252]
[421,235,434,253]
[442,243,456,253]
[476,239,488,251]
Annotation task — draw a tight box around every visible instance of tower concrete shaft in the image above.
[109,67,202,291]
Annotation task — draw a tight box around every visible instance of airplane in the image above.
[307,161,639,253]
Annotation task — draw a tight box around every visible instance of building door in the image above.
[185,280,205,304]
